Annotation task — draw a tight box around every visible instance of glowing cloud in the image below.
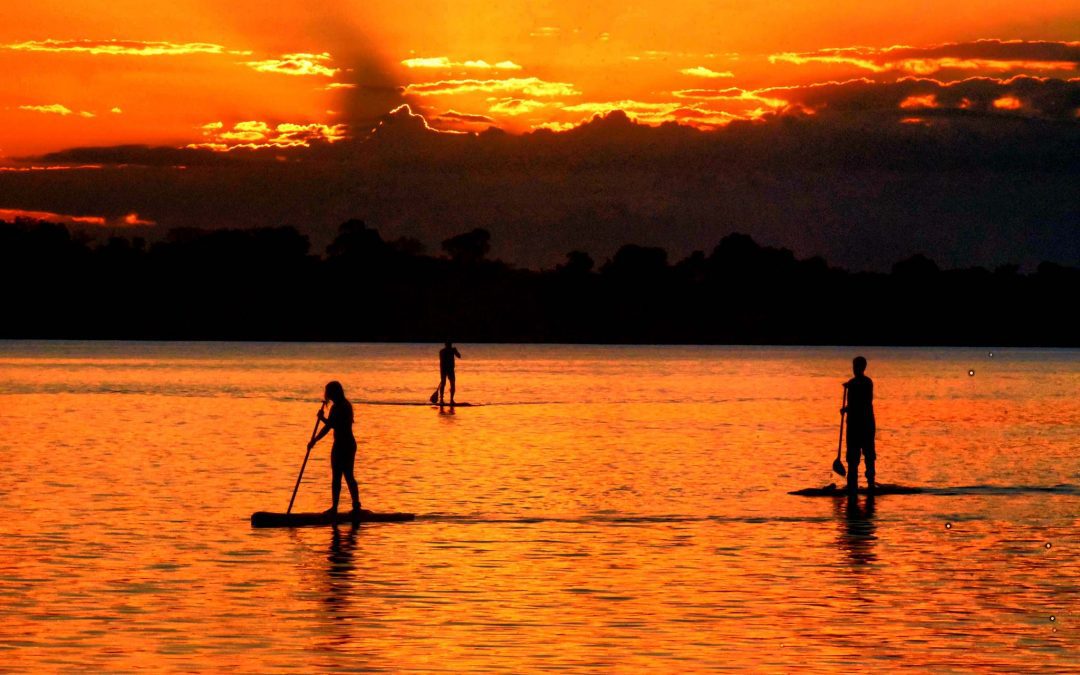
[680,66,734,78]
[532,121,578,132]
[558,101,744,128]
[244,53,338,77]
[220,121,272,142]
[770,49,888,72]
[123,212,155,226]
[1,39,244,56]
[488,98,547,115]
[628,50,672,62]
[993,96,1023,110]
[404,77,579,97]
[900,94,939,109]
[20,104,74,116]
[562,100,679,114]
[402,57,523,70]
[366,104,467,136]
[770,40,1080,75]
[673,87,790,108]
[0,208,105,226]
[190,119,347,151]
[0,165,102,172]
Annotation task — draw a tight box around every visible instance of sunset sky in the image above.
[1,1,1077,270]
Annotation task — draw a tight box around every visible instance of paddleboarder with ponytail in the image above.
[308,381,361,514]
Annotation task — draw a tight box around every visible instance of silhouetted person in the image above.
[842,356,876,494]
[438,341,462,406]
[308,381,361,514]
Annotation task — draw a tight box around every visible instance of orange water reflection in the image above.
[0,343,1076,670]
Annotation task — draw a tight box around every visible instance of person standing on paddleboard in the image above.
[842,356,876,494]
[308,381,361,514]
[438,341,462,406]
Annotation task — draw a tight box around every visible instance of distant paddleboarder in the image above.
[438,341,462,406]
[842,356,876,494]
[308,381,361,514]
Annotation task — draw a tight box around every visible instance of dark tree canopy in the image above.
[1,217,1076,346]
[441,228,491,264]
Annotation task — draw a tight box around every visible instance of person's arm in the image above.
[308,424,330,450]
[454,348,462,358]
[308,407,333,449]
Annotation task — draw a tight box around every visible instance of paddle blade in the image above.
[832,457,846,477]
[429,389,439,404]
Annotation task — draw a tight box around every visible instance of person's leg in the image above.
[846,450,861,493]
[448,372,456,404]
[343,463,361,511]
[330,467,343,512]
[865,437,876,490]
[439,372,447,404]
[846,431,861,493]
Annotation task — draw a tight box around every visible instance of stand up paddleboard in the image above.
[251,510,415,528]
[789,483,924,497]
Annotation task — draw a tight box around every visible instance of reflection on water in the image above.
[325,525,359,620]
[835,495,877,567]
[0,342,1077,671]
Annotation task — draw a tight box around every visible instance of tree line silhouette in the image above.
[2,217,1075,345]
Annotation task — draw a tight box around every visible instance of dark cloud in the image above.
[884,39,1080,63]
[782,75,1080,119]
[435,110,497,124]
[3,82,1077,273]
[27,145,241,166]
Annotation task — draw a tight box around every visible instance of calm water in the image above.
[0,342,1077,671]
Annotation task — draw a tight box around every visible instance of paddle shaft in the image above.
[836,386,847,462]
[287,403,325,514]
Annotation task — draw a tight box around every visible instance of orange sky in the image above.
[1,0,1077,158]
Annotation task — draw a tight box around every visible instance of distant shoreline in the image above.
[3,219,1076,348]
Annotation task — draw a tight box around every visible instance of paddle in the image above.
[429,385,439,404]
[833,386,847,477]
[287,401,326,514]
